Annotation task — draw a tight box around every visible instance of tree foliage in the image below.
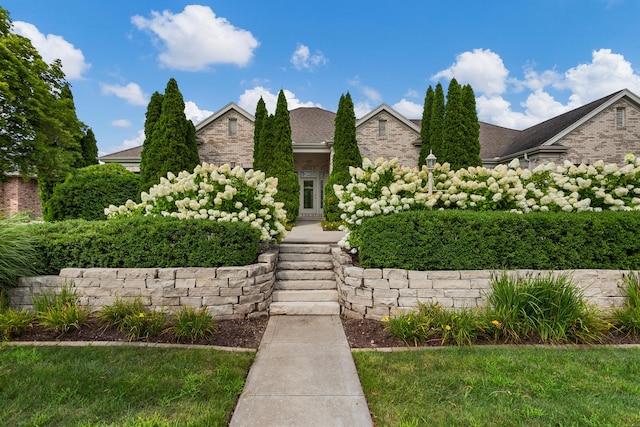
[79,128,99,167]
[138,79,199,193]
[43,163,140,222]
[263,90,299,223]
[324,92,361,221]
[252,96,268,172]
[429,83,446,161]
[0,6,85,208]
[418,86,434,167]
[421,80,481,170]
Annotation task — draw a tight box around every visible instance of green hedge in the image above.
[43,164,140,222]
[358,210,640,270]
[29,217,261,274]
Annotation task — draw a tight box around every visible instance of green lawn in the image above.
[0,344,254,427]
[354,346,640,427]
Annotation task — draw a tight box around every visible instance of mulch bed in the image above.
[9,315,640,349]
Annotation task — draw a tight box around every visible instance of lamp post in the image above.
[426,150,437,196]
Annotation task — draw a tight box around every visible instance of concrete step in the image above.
[272,290,338,302]
[275,280,337,290]
[276,270,335,281]
[269,301,341,315]
[277,261,334,271]
[279,244,331,254]
[278,253,333,262]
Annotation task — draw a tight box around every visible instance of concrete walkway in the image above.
[230,221,372,426]
[229,315,373,427]
[281,220,345,244]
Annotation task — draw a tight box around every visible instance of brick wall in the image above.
[197,110,255,169]
[0,176,42,217]
[559,100,640,165]
[356,111,421,167]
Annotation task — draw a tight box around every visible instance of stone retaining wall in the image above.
[332,247,631,320]
[8,249,278,320]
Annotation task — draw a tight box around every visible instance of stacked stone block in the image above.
[332,247,629,320]
[9,249,278,320]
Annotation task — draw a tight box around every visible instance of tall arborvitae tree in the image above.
[324,92,361,221]
[139,91,164,192]
[252,97,268,171]
[442,78,466,170]
[139,79,199,192]
[267,90,299,223]
[418,86,434,167]
[79,128,99,167]
[429,83,446,161]
[462,84,482,167]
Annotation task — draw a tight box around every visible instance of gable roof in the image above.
[195,102,254,131]
[290,107,335,143]
[356,104,422,134]
[500,89,640,158]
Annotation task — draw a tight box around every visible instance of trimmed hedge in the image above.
[358,210,640,270]
[28,216,261,274]
[43,164,140,222]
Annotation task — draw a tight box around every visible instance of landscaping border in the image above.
[332,247,632,320]
[8,249,278,320]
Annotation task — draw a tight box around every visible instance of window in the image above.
[228,118,238,136]
[616,107,626,128]
[378,119,387,138]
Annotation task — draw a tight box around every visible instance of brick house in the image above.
[98,88,640,220]
[0,175,42,217]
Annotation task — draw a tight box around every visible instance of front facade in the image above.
[99,88,640,220]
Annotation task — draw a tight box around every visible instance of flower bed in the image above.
[336,155,640,252]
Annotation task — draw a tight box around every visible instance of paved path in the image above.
[281,220,345,244]
[230,315,373,427]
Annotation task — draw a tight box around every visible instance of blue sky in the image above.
[4,0,640,156]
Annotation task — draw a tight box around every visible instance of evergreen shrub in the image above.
[43,164,140,221]
[357,210,640,270]
[29,216,261,274]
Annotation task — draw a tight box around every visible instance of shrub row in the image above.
[28,216,261,274]
[358,210,640,270]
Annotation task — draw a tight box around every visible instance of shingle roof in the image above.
[500,90,623,157]
[479,122,521,159]
[100,145,143,160]
[290,107,335,143]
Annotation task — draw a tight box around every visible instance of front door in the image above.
[298,171,324,218]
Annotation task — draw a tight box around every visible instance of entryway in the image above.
[298,171,326,219]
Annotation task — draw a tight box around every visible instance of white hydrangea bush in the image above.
[105,163,287,242]
[336,154,640,252]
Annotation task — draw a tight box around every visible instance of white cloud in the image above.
[432,48,509,96]
[185,101,213,125]
[132,5,259,71]
[560,49,640,104]
[404,89,420,98]
[291,43,328,71]
[101,130,145,156]
[111,119,131,127]
[436,48,640,130]
[362,87,382,104]
[392,99,422,119]
[238,86,321,114]
[353,101,372,119]
[101,82,149,106]
[11,21,90,79]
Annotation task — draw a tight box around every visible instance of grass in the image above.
[0,212,39,289]
[354,346,640,427]
[0,344,254,427]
